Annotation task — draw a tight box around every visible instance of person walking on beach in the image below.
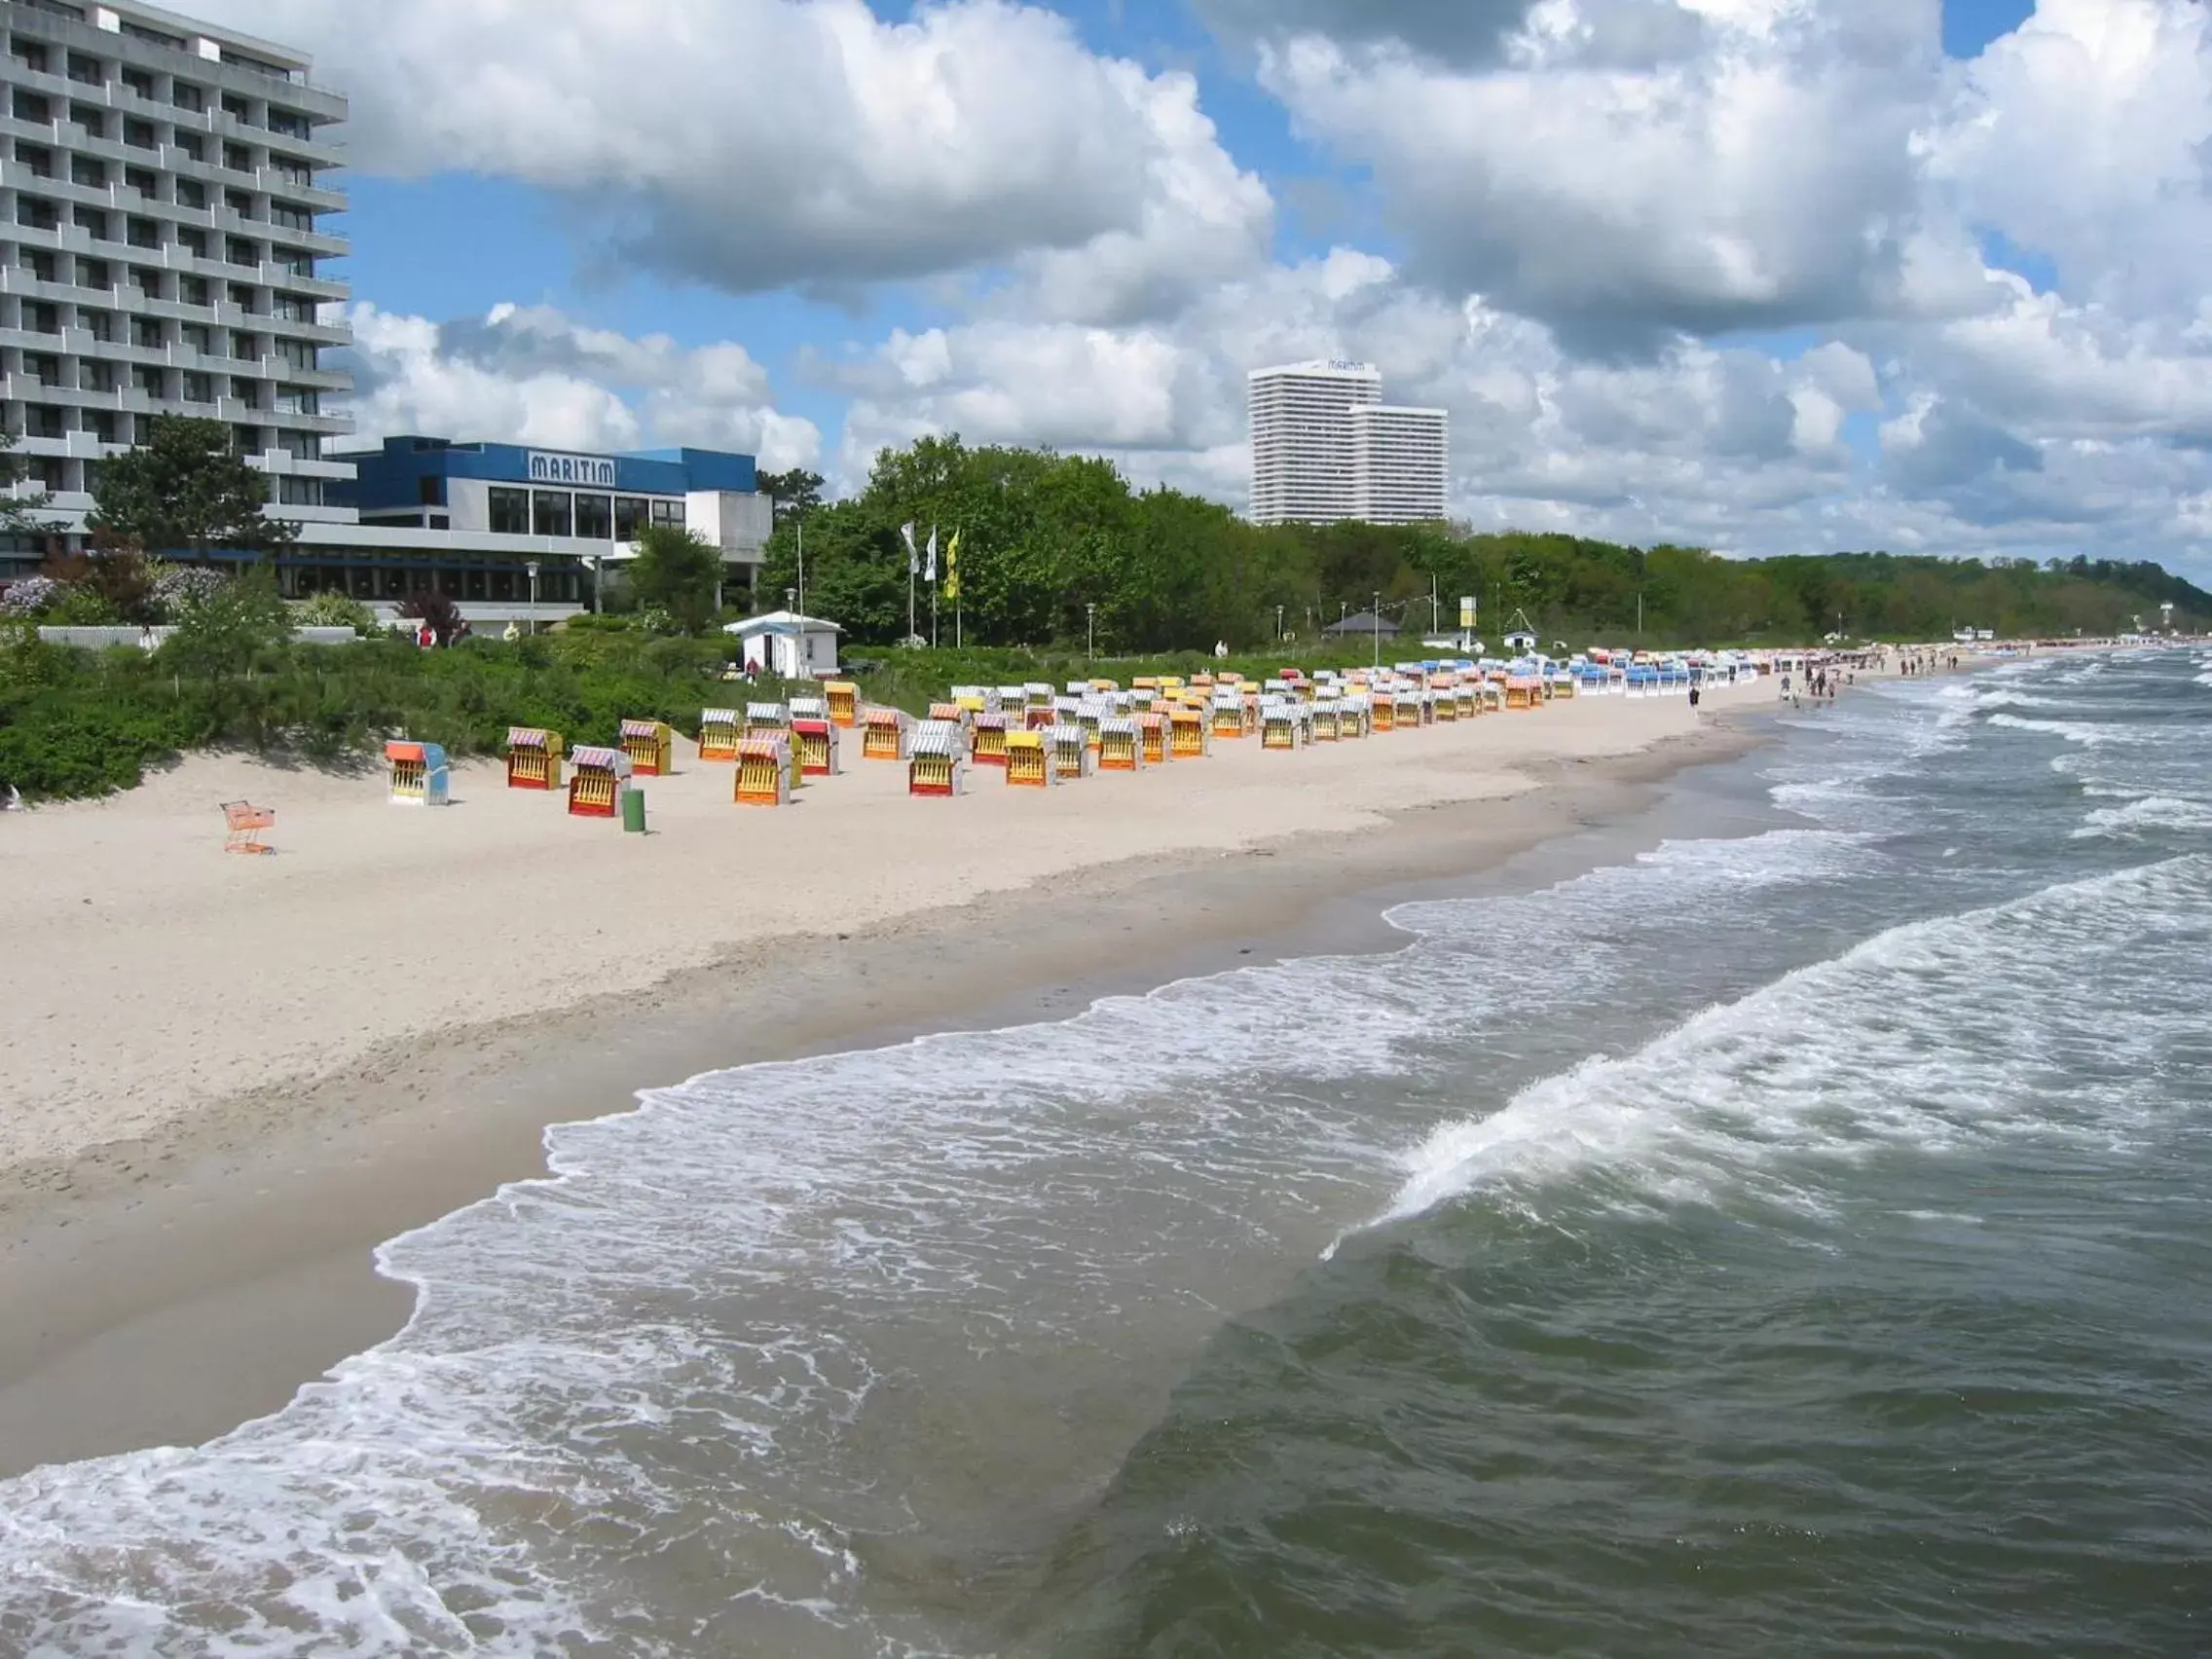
[1689,684,1702,713]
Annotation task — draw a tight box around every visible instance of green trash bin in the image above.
[620,784,647,834]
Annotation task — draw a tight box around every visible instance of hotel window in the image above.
[85,409,116,442]
[612,496,648,539]
[18,247,55,281]
[179,275,209,306]
[182,371,213,404]
[121,68,157,101]
[10,39,49,74]
[232,424,259,454]
[129,266,162,298]
[222,141,252,172]
[13,140,53,176]
[650,498,686,528]
[132,364,165,395]
[221,93,251,123]
[271,203,312,232]
[171,82,205,113]
[22,301,58,334]
[180,322,212,354]
[72,205,108,240]
[176,227,207,258]
[532,490,572,537]
[268,109,309,139]
[67,101,103,139]
[175,177,206,209]
[417,474,444,506]
[66,53,101,86]
[573,493,612,539]
[228,282,258,313]
[16,197,58,231]
[12,92,53,125]
[487,486,529,535]
[131,414,153,445]
[24,352,59,386]
[79,360,116,392]
[239,332,266,361]
[82,309,115,342]
[123,118,159,151]
[76,256,110,289]
[127,166,161,200]
[69,154,106,187]
[224,187,254,218]
[35,457,66,492]
[25,404,64,438]
[174,131,203,162]
[132,315,164,348]
[126,216,160,249]
[272,157,311,187]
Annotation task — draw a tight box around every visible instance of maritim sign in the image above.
[527,450,618,488]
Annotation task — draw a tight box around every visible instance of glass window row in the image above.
[484,487,686,540]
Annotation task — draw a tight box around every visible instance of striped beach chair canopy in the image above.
[508,725,553,749]
[571,745,633,776]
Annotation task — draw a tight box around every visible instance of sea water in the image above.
[3,650,2207,1656]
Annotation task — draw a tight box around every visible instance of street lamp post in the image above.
[1087,601,1096,661]
[1372,591,1382,670]
[1275,603,1284,643]
[525,559,540,636]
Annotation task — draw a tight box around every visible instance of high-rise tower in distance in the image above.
[1248,359,1448,526]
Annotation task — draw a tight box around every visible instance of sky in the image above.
[189,0,2212,580]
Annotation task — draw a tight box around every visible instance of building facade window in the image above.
[487,486,529,535]
[650,498,686,528]
[531,489,572,537]
[612,496,647,539]
[573,493,611,539]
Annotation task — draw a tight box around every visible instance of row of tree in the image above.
[754,437,2211,648]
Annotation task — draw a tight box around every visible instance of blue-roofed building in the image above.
[287,435,772,617]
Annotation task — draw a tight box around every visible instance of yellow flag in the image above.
[944,529,962,602]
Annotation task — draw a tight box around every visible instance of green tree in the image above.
[89,415,296,560]
[756,466,826,524]
[628,523,724,634]
[0,428,55,541]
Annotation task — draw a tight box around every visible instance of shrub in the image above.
[152,564,230,617]
[292,590,379,635]
[1,575,64,617]
[43,586,124,626]
[157,569,291,679]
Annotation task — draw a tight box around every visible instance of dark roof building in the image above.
[1322,609,1401,639]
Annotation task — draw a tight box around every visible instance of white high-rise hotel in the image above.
[1248,360,1448,527]
[0,0,351,529]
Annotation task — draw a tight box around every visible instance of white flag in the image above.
[901,522,918,575]
[925,527,938,583]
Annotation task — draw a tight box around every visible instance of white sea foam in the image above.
[1986,712,2139,747]
[1373,857,2210,1230]
[2073,795,2212,839]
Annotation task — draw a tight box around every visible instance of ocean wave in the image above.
[1986,712,2140,747]
[1370,856,2210,1232]
[2072,795,2212,839]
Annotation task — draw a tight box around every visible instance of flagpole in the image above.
[954,525,962,650]
[930,523,939,648]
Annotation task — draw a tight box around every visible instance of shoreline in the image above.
[0,699,1775,1479]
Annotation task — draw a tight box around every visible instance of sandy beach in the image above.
[0,682,1772,1477]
